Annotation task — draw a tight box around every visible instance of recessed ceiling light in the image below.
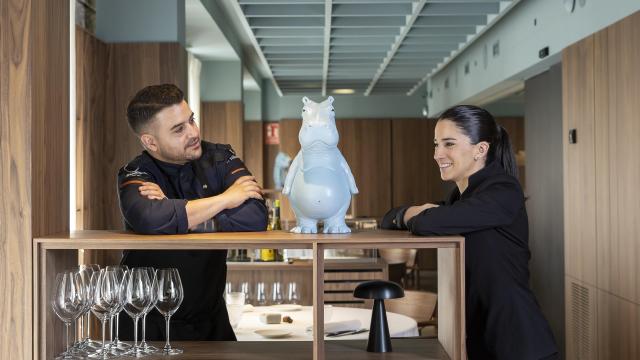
[332,89,355,95]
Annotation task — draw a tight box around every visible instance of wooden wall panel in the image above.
[243,122,264,186]
[562,36,597,286]
[391,118,447,207]
[200,101,244,158]
[600,12,640,304]
[597,290,640,359]
[1,0,70,358]
[336,119,391,218]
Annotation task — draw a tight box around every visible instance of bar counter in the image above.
[34,230,465,360]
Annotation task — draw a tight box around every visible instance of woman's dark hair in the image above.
[438,104,518,178]
[127,83,184,134]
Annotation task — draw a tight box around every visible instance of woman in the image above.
[382,105,557,360]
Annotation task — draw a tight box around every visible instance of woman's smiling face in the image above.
[433,119,487,186]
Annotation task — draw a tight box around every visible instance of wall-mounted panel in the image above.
[243,122,264,187]
[200,101,244,158]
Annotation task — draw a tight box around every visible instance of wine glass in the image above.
[105,265,129,353]
[139,267,159,353]
[271,282,283,305]
[81,264,102,349]
[155,268,184,355]
[69,267,94,356]
[239,282,251,304]
[287,282,299,305]
[122,269,153,357]
[255,282,267,306]
[51,271,86,359]
[89,269,121,359]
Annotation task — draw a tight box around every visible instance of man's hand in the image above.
[220,176,263,209]
[403,203,439,225]
[138,182,166,200]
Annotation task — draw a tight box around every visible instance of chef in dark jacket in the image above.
[116,84,267,341]
[382,105,558,360]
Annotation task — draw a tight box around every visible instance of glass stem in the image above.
[133,317,139,351]
[65,322,70,355]
[80,314,85,344]
[109,316,113,343]
[141,313,147,345]
[115,313,120,343]
[164,315,171,351]
[101,319,106,354]
[85,312,91,341]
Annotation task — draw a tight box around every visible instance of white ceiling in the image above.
[233,0,513,96]
[185,0,239,61]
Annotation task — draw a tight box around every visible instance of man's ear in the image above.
[140,133,158,152]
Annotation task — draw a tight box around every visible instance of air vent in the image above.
[570,282,593,359]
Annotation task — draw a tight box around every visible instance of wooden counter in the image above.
[34,230,465,360]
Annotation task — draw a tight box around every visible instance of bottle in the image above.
[261,200,282,261]
[271,200,282,231]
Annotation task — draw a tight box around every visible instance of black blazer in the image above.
[382,161,557,360]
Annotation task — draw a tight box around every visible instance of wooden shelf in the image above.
[137,339,450,359]
[34,230,465,360]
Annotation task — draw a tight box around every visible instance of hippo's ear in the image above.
[327,96,334,104]
[302,96,310,105]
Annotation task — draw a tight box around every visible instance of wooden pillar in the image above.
[0,0,70,358]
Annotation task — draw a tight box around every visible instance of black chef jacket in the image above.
[116,140,268,341]
[381,161,558,360]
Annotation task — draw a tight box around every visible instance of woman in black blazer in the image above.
[382,105,558,360]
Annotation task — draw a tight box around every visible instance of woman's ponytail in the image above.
[494,125,518,178]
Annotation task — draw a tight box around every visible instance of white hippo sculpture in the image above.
[282,96,358,234]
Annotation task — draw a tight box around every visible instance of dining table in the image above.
[234,305,419,341]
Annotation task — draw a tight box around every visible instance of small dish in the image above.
[254,329,292,339]
[271,304,303,312]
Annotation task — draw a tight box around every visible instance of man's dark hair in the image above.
[127,84,184,134]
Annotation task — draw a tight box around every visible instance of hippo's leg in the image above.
[323,201,351,234]
[290,216,318,234]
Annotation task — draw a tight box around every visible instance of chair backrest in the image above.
[385,290,437,327]
[378,248,417,266]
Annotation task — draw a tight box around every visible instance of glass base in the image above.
[142,343,160,353]
[163,347,183,355]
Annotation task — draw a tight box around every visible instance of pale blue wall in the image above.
[96,0,185,44]
[262,80,426,121]
[200,61,242,102]
[244,90,262,121]
[428,0,640,114]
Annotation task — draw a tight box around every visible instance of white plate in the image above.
[270,304,303,312]
[243,304,255,312]
[254,329,292,339]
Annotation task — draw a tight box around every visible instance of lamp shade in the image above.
[353,280,404,300]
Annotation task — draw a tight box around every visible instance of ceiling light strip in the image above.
[322,0,333,96]
[229,1,283,96]
[363,0,428,96]
[407,0,523,96]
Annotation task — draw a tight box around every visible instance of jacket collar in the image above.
[461,160,504,197]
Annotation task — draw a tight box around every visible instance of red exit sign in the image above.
[264,123,280,145]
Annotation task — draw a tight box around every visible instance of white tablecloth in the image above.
[234,306,419,341]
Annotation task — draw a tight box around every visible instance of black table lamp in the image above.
[353,280,405,352]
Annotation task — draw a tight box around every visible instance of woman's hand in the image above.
[138,182,166,200]
[403,203,439,225]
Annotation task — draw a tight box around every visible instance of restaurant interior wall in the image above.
[428,0,640,115]
[200,60,242,102]
[0,0,70,358]
[524,64,565,357]
[563,10,640,359]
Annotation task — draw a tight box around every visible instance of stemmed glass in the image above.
[155,268,184,355]
[80,264,102,350]
[271,282,283,305]
[122,269,153,357]
[287,282,299,304]
[255,282,267,306]
[89,269,121,359]
[239,282,251,304]
[69,267,94,357]
[105,265,129,354]
[51,271,86,359]
[139,267,159,353]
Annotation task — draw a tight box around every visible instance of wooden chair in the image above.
[385,290,438,337]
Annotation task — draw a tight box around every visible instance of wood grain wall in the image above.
[243,122,264,187]
[200,101,244,158]
[75,30,187,231]
[563,10,640,360]
[1,0,70,358]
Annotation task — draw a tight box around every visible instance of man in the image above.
[117,84,267,341]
